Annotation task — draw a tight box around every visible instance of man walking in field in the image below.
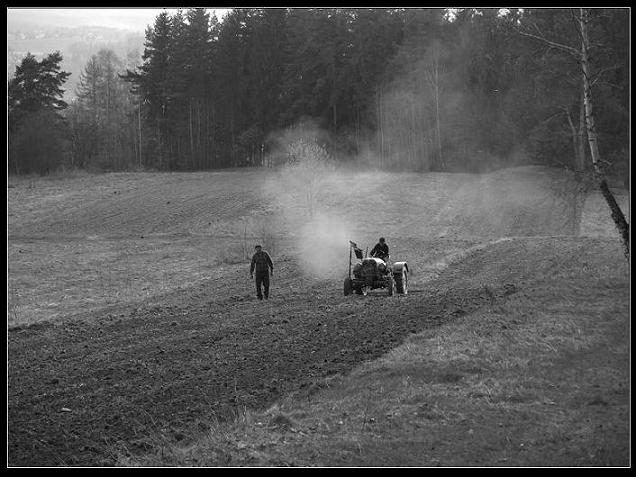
[250,244,274,300]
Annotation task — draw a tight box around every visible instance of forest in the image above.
[7,8,630,179]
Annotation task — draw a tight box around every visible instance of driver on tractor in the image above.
[370,237,389,262]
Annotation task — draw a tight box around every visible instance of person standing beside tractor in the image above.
[370,237,389,261]
[250,244,274,300]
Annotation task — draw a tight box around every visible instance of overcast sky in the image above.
[7,7,231,32]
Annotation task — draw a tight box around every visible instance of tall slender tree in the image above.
[71,49,136,170]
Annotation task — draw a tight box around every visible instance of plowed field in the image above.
[7,166,629,466]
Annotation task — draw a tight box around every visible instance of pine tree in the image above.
[136,11,173,168]
[8,51,71,174]
[184,8,212,169]
[8,51,70,122]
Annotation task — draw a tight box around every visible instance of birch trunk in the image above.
[580,8,629,257]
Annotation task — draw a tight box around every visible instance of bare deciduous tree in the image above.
[280,138,334,218]
[517,8,629,258]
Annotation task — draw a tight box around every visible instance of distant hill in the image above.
[7,23,144,100]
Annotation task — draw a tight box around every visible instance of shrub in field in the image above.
[278,139,335,218]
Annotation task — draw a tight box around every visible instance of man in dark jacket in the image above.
[250,244,274,300]
[370,237,389,261]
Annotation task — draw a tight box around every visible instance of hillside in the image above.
[8,166,625,326]
[7,166,630,466]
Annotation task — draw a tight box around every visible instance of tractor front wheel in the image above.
[395,269,408,294]
[387,275,395,296]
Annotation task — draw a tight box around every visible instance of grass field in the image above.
[7,166,630,466]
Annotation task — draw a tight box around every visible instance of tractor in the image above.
[343,240,408,296]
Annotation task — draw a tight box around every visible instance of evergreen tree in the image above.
[115,7,627,179]
[133,11,173,169]
[184,8,213,168]
[8,51,70,116]
[8,51,71,174]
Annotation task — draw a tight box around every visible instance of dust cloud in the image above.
[262,123,357,279]
[258,63,577,279]
[297,213,351,278]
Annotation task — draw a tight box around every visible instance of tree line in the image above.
[8,8,629,179]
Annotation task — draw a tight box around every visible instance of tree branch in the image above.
[531,21,545,38]
[515,27,581,58]
[590,64,621,87]
[569,8,583,40]
[538,110,564,127]
[594,80,623,90]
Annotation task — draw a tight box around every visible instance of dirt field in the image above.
[7,166,630,466]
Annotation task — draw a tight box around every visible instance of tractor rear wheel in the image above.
[395,269,408,294]
[344,278,353,296]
